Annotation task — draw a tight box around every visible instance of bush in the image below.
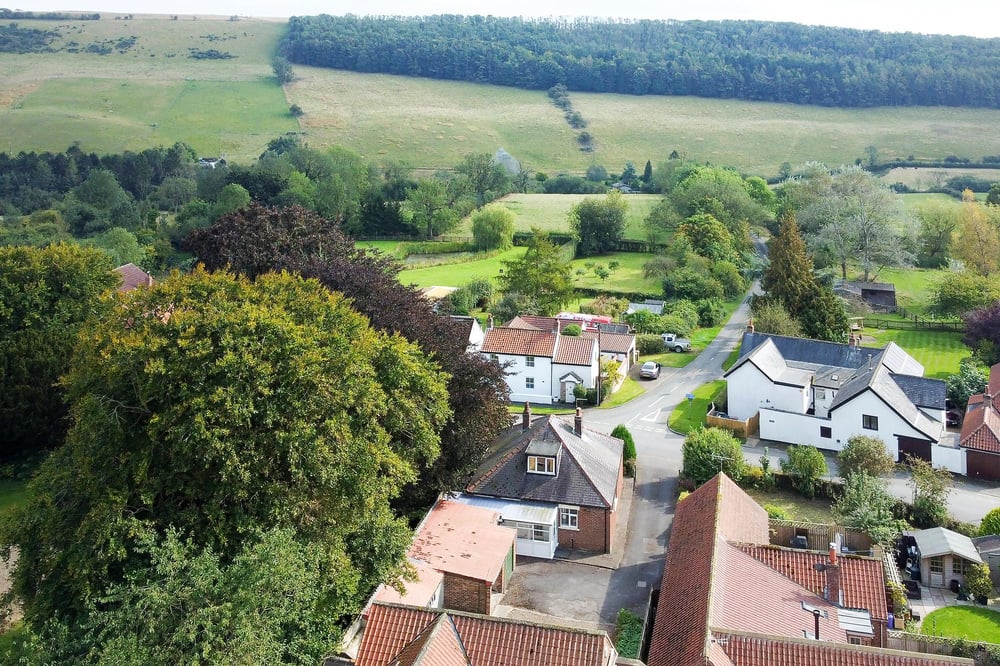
[965,562,994,601]
[611,424,637,464]
[561,323,582,336]
[780,445,828,499]
[763,503,790,520]
[837,435,895,479]
[663,267,724,301]
[665,299,700,331]
[696,298,727,327]
[614,609,643,658]
[637,334,665,355]
[739,465,764,489]
[471,203,515,251]
[573,384,589,401]
[980,508,1000,536]
[682,427,745,485]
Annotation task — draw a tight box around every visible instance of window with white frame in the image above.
[525,377,535,389]
[953,559,967,576]
[525,355,535,367]
[559,506,579,530]
[527,455,555,475]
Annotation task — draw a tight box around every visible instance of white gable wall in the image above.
[832,390,933,456]
[727,362,809,420]
[488,353,555,403]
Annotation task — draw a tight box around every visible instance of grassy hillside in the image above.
[5,16,1000,176]
[0,16,293,159]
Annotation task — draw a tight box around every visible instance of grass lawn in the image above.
[743,487,836,524]
[861,267,949,315]
[668,380,726,434]
[0,478,29,522]
[601,377,646,408]
[862,328,970,379]
[921,606,1000,642]
[507,403,575,416]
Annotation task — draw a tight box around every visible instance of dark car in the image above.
[640,361,661,379]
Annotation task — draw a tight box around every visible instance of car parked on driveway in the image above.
[640,361,661,379]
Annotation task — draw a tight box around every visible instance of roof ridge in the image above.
[372,601,612,637]
[552,417,619,507]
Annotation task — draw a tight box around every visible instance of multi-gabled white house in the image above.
[481,326,599,403]
[724,331,963,473]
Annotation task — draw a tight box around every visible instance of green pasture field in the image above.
[287,69,1000,178]
[454,193,661,241]
[0,16,290,159]
[921,606,1000,642]
[855,267,947,313]
[899,193,962,211]
[884,167,1000,190]
[569,252,661,294]
[398,247,527,288]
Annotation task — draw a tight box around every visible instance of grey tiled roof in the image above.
[467,415,623,509]
[738,332,882,369]
[891,374,946,409]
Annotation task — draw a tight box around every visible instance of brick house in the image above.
[462,406,624,556]
[353,602,617,666]
[647,473,969,666]
[959,363,1000,480]
[372,498,515,616]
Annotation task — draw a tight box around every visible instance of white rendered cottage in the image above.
[724,332,962,473]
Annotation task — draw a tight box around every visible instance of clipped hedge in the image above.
[615,609,644,659]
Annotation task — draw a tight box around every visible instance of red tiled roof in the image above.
[714,631,969,666]
[737,545,888,621]
[505,315,558,331]
[406,500,515,584]
[711,540,846,643]
[113,263,154,292]
[989,363,1000,398]
[960,395,1000,453]
[481,328,557,358]
[553,335,597,366]
[580,331,635,354]
[357,603,615,666]
[388,613,471,666]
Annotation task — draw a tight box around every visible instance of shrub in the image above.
[739,465,764,489]
[665,299,700,331]
[966,563,994,600]
[637,334,665,355]
[780,445,828,499]
[837,435,895,479]
[682,427,745,485]
[561,323,582,336]
[573,384,589,401]
[611,424,637,464]
[696,298,727,327]
[471,203,515,251]
[763,503,790,520]
[615,609,644,658]
[659,314,692,338]
[980,507,1000,536]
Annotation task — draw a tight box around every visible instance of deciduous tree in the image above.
[833,472,905,547]
[780,445,828,498]
[837,435,895,479]
[569,190,628,256]
[682,427,745,485]
[963,301,1000,366]
[498,230,575,315]
[906,455,952,528]
[471,202,515,251]
[0,243,118,458]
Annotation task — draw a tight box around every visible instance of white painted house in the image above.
[724,332,962,473]
[481,326,598,403]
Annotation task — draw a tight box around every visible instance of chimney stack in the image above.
[867,353,873,370]
[574,406,583,437]
[145,272,154,287]
[522,402,531,431]
[747,318,755,334]
[826,542,842,606]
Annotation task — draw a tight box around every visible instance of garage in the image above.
[897,436,932,463]
[967,451,1000,481]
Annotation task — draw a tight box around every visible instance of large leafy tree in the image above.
[569,190,628,256]
[186,204,512,511]
[455,152,510,207]
[403,178,459,238]
[833,472,905,548]
[836,435,895,480]
[952,190,1000,276]
[3,269,451,658]
[681,427,745,485]
[499,229,575,315]
[963,301,1000,367]
[0,243,118,458]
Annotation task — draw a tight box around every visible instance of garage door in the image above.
[968,451,1000,481]
[897,436,931,463]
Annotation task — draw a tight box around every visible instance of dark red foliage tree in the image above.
[963,300,1000,366]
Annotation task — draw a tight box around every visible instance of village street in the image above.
[509,288,1000,632]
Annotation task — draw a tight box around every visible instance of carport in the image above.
[452,493,559,559]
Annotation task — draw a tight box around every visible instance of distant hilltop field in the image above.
[2,13,1000,174]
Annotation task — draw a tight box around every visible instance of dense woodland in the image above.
[281,15,1000,109]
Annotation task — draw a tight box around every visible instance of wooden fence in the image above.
[769,519,874,554]
[868,317,964,332]
[706,410,758,439]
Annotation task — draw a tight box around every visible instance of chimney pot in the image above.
[747,318,755,334]
[829,542,838,565]
[574,406,583,436]
[522,402,531,431]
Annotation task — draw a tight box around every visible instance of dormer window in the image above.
[527,455,555,475]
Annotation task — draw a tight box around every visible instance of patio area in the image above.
[907,583,984,622]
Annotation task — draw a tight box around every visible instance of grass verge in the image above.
[921,606,1000,642]
[668,380,725,434]
[600,378,645,408]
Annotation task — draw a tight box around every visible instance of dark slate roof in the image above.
[891,375,946,410]
[738,332,881,370]
[467,415,623,509]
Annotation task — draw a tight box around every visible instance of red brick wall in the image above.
[442,573,490,615]
[558,506,609,552]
